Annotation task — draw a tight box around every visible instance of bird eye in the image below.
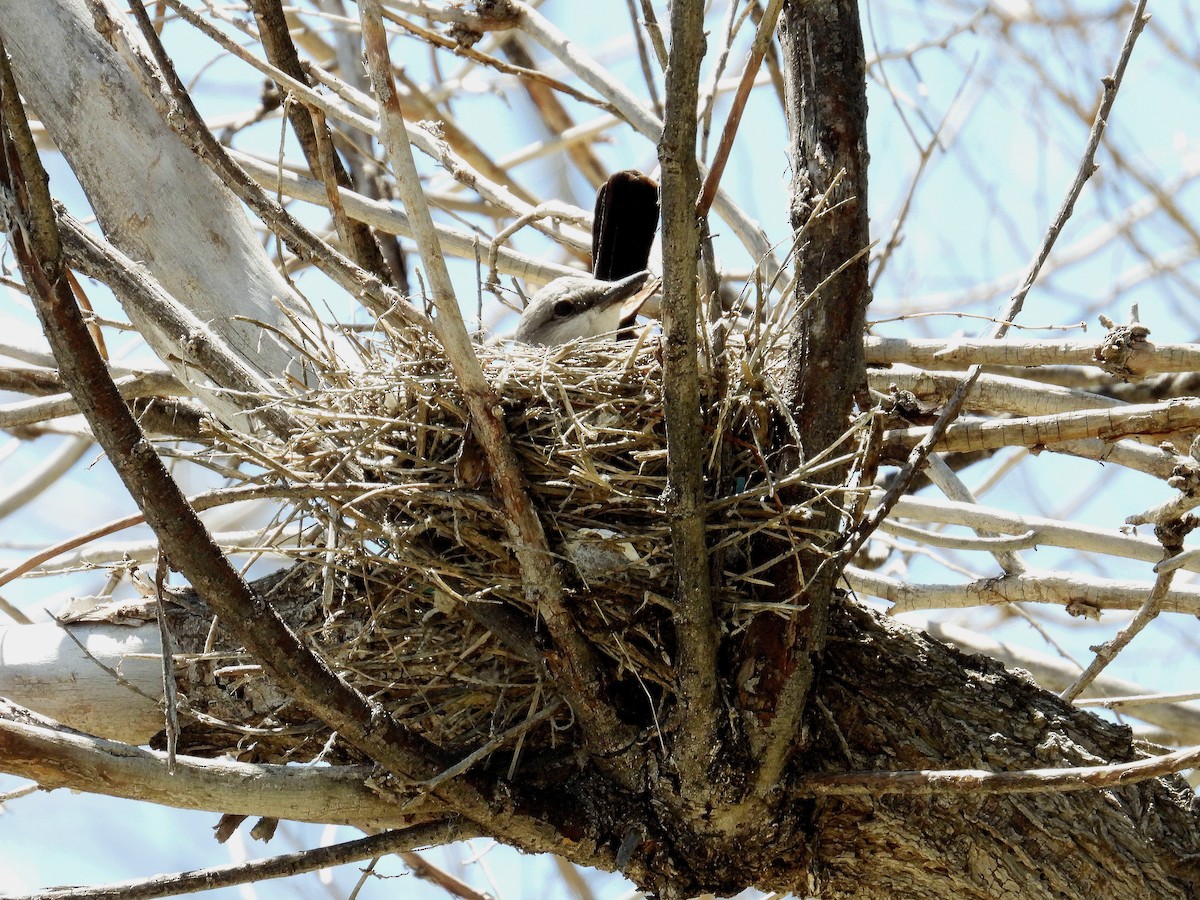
[553,299,575,317]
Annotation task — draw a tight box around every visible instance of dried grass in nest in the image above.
[196,326,851,765]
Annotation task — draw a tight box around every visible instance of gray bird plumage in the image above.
[514,270,652,346]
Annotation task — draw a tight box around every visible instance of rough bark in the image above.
[734,0,874,792]
[777,0,871,449]
[803,602,1200,899]
[657,0,726,823]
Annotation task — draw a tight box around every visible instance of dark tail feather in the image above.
[592,170,659,281]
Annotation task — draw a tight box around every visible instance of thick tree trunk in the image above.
[733,0,874,801]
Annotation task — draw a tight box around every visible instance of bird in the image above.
[515,170,660,347]
[514,270,654,346]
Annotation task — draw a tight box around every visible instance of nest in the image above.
[179,328,845,765]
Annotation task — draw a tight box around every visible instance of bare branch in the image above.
[0,703,456,829]
[865,335,1184,374]
[232,150,578,288]
[882,398,1200,455]
[11,824,471,900]
[848,567,1200,617]
[796,743,1200,797]
[0,1,315,398]
[657,0,721,817]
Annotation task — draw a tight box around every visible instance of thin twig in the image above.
[796,742,1200,797]
[1061,564,1178,703]
[7,823,470,900]
[423,700,562,790]
[698,0,749,161]
[152,550,178,773]
[625,0,663,116]
[637,0,669,70]
[382,9,618,114]
[696,0,783,218]
[399,850,494,900]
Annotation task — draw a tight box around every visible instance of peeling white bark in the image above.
[0,0,310,420]
[0,621,162,743]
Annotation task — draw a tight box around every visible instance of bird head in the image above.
[514,270,653,346]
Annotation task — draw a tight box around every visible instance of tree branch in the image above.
[748,0,872,795]
[0,702,438,828]
[849,567,1200,617]
[881,397,1200,456]
[11,823,470,900]
[927,621,1200,743]
[796,743,1200,797]
[865,334,1177,374]
[231,149,578,288]
[656,0,723,818]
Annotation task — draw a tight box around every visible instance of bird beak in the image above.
[619,274,660,328]
[514,270,657,345]
[601,270,652,305]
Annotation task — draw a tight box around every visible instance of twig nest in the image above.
[191,332,830,761]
